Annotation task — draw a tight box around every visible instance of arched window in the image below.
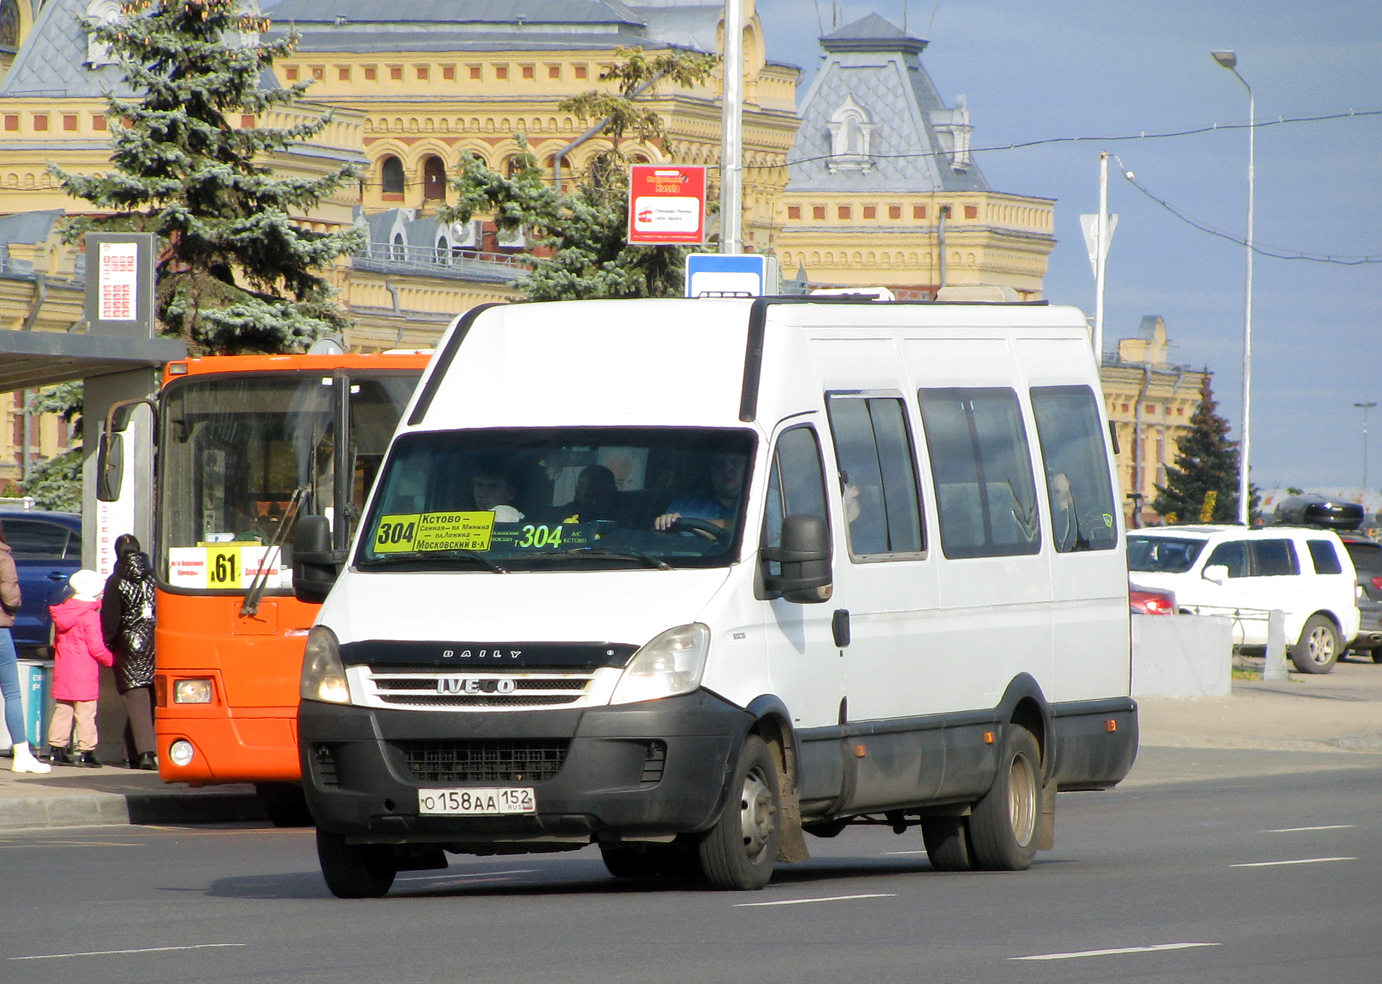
[0,0,22,49]
[436,236,450,264]
[827,95,873,174]
[85,0,123,67]
[423,155,446,200]
[391,233,406,262]
[381,156,405,196]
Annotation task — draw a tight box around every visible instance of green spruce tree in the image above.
[1153,375,1242,524]
[19,383,83,512]
[53,0,362,354]
[442,47,716,300]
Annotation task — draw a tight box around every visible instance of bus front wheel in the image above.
[698,735,780,890]
[316,830,397,899]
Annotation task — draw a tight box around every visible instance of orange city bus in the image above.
[143,353,427,818]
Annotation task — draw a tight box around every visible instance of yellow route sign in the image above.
[374,512,495,553]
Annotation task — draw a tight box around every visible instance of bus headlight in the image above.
[173,679,213,704]
[300,626,350,704]
[610,623,709,705]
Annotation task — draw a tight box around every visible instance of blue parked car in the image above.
[0,510,83,653]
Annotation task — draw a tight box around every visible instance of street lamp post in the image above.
[1357,402,1378,490]
[1212,50,1254,526]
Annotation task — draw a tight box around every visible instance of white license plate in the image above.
[418,787,536,816]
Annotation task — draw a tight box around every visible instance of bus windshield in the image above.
[357,427,757,571]
[158,371,418,591]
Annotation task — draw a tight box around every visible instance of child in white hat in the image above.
[46,570,115,768]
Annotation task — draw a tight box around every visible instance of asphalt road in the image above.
[2,751,1378,984]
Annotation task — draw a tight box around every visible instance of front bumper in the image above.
[298,689,751,847]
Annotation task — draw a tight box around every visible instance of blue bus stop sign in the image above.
[685,254,780,298]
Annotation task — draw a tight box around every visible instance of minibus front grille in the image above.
[358,668,600,711]
[398,739,570,783]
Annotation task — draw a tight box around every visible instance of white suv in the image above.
[1127,525,1360,674]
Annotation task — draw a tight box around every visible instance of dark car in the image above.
[0,510,83,653]
[1341,534,1382,661]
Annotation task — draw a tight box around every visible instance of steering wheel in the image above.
[666,518,727,541]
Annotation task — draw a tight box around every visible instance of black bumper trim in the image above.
[299,689,751,846]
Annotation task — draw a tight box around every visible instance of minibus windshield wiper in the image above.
[359,550,509,573]
[542,546,674,571]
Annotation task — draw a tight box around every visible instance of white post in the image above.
[1094,152,1109,361]
[1263,609,1288,681]
[720,0,744,254]
[1213,51,1254,526]
[1241,79,1255,526]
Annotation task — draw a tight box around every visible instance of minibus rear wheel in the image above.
[698,735,780,890]
[316,830,397,899]
[967,724,1040,871]
[920,817,976,871]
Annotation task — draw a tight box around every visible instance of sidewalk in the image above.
[3,657,1380,830]
[0,756,264,830]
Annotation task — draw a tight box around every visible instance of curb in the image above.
[0,786,266,831]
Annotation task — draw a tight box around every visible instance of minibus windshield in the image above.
[1127,535,1206,574]
[357,427,757,571]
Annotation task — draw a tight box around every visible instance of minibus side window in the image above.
[917,387,1040,559]
[1029,385,1119,553]
[825,395,924,558]
[762,426,829,578]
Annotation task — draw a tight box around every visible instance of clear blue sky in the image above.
[757,0,1382,492]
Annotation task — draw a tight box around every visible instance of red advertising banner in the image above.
[627,164,707,245]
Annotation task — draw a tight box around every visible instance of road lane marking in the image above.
[10,944,245,961]
[1011,943,1221,961]
[1264,825,1354,833]
[1232,856,1355,868]
[884,850,929,855]
[399,868,536,879]
[735,893,896,907]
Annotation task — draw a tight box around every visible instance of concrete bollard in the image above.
[1263,609,1289,681]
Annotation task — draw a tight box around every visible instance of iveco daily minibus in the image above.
[292,296,1139,897]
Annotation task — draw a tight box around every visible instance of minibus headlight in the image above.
[610,623,710,705]
[300,626,350,704]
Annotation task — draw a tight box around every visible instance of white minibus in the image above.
[292,296,1138,897]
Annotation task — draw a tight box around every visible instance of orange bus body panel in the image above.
[152,351,430,786]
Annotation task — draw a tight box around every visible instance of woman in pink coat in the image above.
[47,570,114,768]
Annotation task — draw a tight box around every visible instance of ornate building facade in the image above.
[2,2,1078,487]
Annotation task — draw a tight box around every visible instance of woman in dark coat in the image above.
[102,535,157,770]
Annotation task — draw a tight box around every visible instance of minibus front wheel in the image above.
[967,724,1041,871]
[317,830,397,899]
[697,735,780,890]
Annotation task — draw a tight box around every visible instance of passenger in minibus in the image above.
[1049,471,1089,552]
[554,465,622,524]
[472,461,525,523]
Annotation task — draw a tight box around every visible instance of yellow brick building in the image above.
[1100,316,1210,526]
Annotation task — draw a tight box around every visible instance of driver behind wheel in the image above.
[654,451,747,533]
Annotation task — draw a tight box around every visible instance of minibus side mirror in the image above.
[1202,564,1229,584]
[762,514,833,604]
[293,515,345,604]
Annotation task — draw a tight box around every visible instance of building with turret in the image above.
[775,14,1055,298]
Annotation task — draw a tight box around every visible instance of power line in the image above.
[746,108,1382,171]
[1109,154,1382,265]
